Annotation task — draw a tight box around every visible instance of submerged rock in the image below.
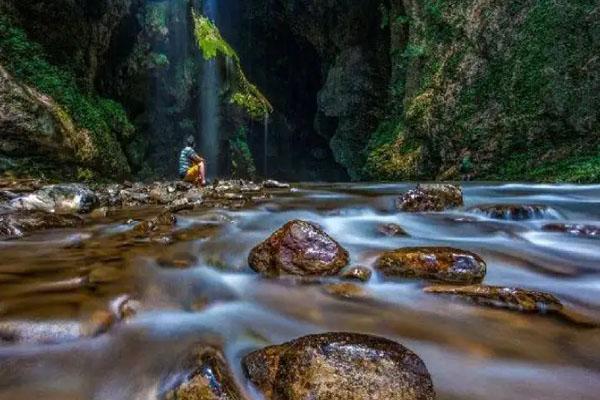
[542,223,600,239]
[376,247,486,284]
[323,282,368,300]
[377,223,408,237]
[243,332,435,400]
[248,220,349,276]
[468,204,559,220]
[164,347,244,400]
[424,285,564,314]
[10,183,99,214]
[0,312,113,345]
[133,212,177,235]
[0,211,83,240]
[340,265,372,282]
[396,184,463,212]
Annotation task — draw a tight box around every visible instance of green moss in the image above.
[149,52,170,68]
[191,8,272,120]
[228,127,256,179]
[372,0,599,182]
[0,15,132,177]
[192,10,237,61]
[487,146,600,183]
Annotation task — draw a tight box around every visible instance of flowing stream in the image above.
[0,183,599,399]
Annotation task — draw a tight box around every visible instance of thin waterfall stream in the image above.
[199,0,221,178]
[263,113,269,177]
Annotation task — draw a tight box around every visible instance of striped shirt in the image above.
[179,146,198,176]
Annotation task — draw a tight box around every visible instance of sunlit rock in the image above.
[376,247,486,284]
[248,220,349,276]
[468,204,560,220]
[243,332,435,400]
[396,184,463,212]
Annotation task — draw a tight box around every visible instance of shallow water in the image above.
[1,183,599,399]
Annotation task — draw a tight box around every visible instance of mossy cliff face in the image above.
[367,0,600,182]
[222,0,390,181]
[0,5,133,179]
[0,0,268,179]
[0,0,597,182]
[230,0,599,182]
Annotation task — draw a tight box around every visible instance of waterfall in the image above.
[263,113,269,177]
[199,0,220,179]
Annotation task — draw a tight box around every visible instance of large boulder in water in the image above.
[10,183,98,214]
[242,332,435,400]
[0,210,83,240]
[396,184,463,212]
[248,220,349,276]
[468,204,559,220]
[376,247,486,284]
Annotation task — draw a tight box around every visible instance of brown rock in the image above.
[468,204,558,220]
[376,247,486,284]
[322,283,367,300]
[165,347,244,400]
[262,180,290,189]
[133,212,177,235]
[424,285,563,314]
[377,223,408,237]
[340,265,372,282]
[542,223,600,238]
[396,184,463,212]
[248,220,349,276]
[0,211,83,240]
[243,332,435,400]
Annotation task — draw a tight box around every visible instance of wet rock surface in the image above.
[10,183,99,214]
[322,282,368,300]
[542,223,600,239]
[164,347,244,400]
[424,285,563,314]
[0,211,83,240]
[242,332,436,400]
[396,184,463,212]
[248,220,349,276]
[263,180,291,189]
[377,223,408,237]
[0,179,288,240]
[376,247,486,284]
[468,204,559,220]
[340,265,372,282]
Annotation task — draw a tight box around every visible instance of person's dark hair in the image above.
[186,135,195,147]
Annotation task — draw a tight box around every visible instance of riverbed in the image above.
[0,182,599,399]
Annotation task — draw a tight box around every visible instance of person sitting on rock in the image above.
[179,135,206,186]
